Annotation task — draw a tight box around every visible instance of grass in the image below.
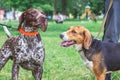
[0,20,120,80]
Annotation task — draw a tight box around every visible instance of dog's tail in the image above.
[3,26,11,38]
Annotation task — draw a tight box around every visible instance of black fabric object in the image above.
[103,0,120,80]
[102,0,120,43]
[105,73,111,80]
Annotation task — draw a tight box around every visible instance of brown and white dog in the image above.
[60,26,120,80]
[0,8,47,80]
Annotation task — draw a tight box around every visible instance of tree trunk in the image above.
[0,0,4,9]
[53,0,57,14]
[61,0,67,15]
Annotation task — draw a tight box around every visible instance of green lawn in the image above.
[0,20,120,80]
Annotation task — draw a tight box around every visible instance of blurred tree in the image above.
[66,0,104,18]
[52,0,61,14]
[1,0,53,19]
[61,0,67,15]
[0,0,4,9]
[89,0,104,15]
[0,0,104,19]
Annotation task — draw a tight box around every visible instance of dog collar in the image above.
[18,28,39,36]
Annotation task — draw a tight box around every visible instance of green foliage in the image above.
[1,0,104,16]
[33,4,53,12]
[90,0,104,15]
[2,0,53,12]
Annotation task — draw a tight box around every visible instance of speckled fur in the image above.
[0,8,48,80]
[0,34,44,80]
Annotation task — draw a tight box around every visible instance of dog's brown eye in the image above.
[71,30,76,34]
[79,32,83,35]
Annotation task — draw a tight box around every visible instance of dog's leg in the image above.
[32,66,43,80]
[93,65,107,80]
[94,73,106,80]
[105,73,111,80]
[0,46,11,70]
[12,63,19,80]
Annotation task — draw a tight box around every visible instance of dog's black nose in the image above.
[60,34,64,39]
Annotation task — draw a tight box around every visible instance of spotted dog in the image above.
[60,26,120,80]
[0,8,48,80]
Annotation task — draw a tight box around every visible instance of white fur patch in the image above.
[3,26,11,37]
[74,44,93,71]
[36,12,42,19]
[61,32,69,41]
[80,51,93,71]
[74,44,82,51]
[35,9,43,19]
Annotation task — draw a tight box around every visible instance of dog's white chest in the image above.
[80,51,93,71]
[74,44,93,71]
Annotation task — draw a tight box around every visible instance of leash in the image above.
[0,23,41,41]
[0,23,12,28]
[95,0,113,39]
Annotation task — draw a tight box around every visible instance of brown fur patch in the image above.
[66,26,92,49]
[92,52,107,80]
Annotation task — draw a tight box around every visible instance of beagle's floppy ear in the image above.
[17,12,25,30]
[83,28,92,49]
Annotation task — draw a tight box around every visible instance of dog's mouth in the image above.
[61,40,76,47]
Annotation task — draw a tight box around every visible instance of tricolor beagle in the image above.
[60,26,120,80]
